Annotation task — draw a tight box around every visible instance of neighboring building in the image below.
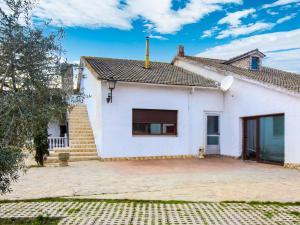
[47,46,300,169]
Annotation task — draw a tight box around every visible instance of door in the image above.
[244,119,258,161]
[243,114,284,164]
[206,115,220,154]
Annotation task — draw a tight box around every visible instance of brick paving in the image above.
[0,201,300,225]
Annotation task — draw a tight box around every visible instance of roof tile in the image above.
[82,57,218,88]
[183,56,300,93]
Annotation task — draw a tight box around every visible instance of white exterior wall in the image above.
[48,121,60,137]
[82,69,103,155]
[175,59,300,164]
[99,82,223,158]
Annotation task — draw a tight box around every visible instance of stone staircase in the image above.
[46,105,99,163]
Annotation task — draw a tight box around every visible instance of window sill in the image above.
[132,134,178,137]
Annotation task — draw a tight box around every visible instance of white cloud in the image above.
[125,0,242,34]
[218,8,255,27]
[262,0,300,9]
[276,13,297,23]
[266,48,300,73]
[266,9,279,15]
[197,28,300,72]
[33,0,133,29]
[201,26,220,38]
[216,22,274,39]
[0,0,242,34]
[148,35,168,40]
[215,13,296,39]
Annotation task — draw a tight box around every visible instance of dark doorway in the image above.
[60,125,67,137]
[243,114,284,164]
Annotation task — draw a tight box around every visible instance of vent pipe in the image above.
[145,36,150,69]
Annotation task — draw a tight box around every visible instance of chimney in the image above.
[144,36,150,69]
[177,45,184,57]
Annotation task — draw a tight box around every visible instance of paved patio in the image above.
[1,200,300,225]
[1,158,300,202]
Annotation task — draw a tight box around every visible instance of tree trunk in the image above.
[34,122,49,166]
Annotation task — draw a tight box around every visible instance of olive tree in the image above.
[0,0,77,193]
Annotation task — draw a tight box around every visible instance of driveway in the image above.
[1,158,300,202]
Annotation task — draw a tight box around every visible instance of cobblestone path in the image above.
[1,201,300,225]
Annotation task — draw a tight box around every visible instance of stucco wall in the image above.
[99,82,223,158]
[175,59,300,164]
[82,68,102,155]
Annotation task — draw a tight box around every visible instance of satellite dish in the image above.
[220,76,234,92]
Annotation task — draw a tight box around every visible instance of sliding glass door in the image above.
[245,119,257,161]
[243,114,284,164]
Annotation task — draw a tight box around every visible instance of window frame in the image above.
[250,56,260,70]
[132,109,178,136]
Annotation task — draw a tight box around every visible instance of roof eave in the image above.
[182,57,300,98]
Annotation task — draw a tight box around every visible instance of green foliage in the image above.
[0,146,25,194]
[0,0,83,193]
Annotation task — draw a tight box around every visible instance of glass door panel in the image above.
[243,115,284,164]
[245,119,257,161]
[206,115,220,154]
[259,115,284,163]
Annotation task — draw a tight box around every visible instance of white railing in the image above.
[48,134,68,150]
[68,95,84,105]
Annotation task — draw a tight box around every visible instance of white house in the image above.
[47,45,300,169]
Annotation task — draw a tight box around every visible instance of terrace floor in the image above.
[1,158,300,202]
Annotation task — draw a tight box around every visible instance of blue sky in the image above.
[1,0,300,72]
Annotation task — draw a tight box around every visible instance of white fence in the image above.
[48,134,68,150]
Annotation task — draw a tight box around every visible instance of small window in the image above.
[251,57,260,70]
[132,109,177,135]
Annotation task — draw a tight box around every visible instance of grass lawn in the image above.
[0,216,60,225]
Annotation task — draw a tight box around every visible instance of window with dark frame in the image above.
[132,109,177,135]
[251,56,260,70]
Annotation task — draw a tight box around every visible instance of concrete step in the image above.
[69,124,91,130]
[68,119,89,122]
[69,144,96,148]
[53,148,97,153]
[69,141,95,145]
[69,133,94,139]
[68,118,88,121]
[69,137,94,141]
[69,132,94,135]
[69,130,94,133]
[46,155,99,163]
[69,135,94,139]
[68,114,89,120]
[69,111,88,116]
[50,152,97,157]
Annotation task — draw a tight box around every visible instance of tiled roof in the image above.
[182,56,300,93]
[82,57,218,88]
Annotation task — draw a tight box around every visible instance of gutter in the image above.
[102,80,220,91]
